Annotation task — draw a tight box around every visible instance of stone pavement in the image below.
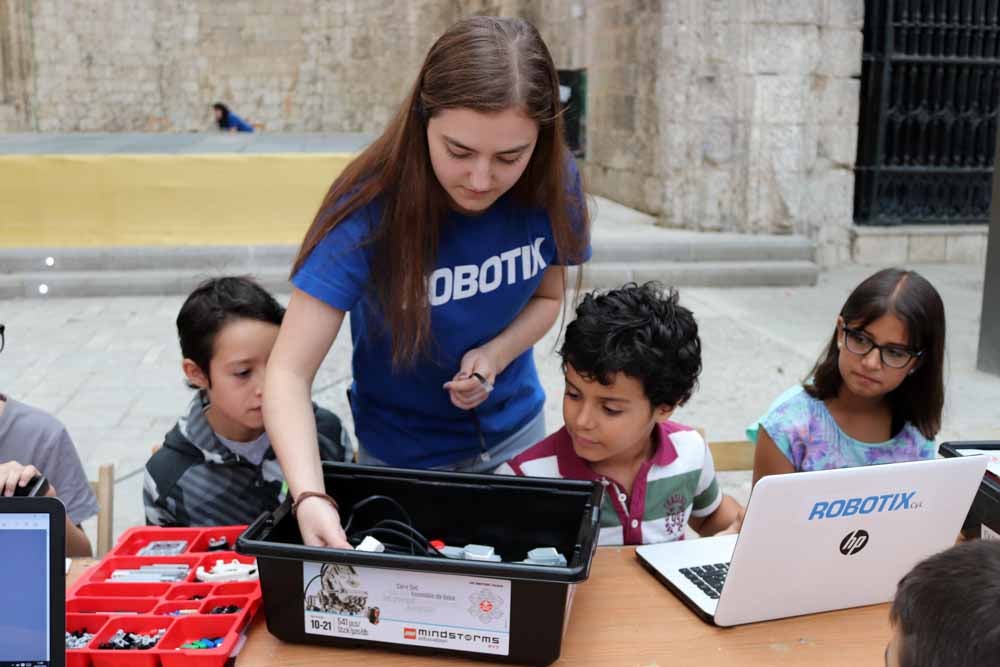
[0,263,996,545]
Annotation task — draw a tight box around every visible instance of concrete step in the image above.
[0,259,818,299]
[576,260,819,288]
[0,233,815,274]
[0,268,295,299]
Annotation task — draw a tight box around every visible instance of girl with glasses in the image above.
[748,268,945,485]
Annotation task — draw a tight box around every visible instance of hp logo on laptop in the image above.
[839,530,869,556]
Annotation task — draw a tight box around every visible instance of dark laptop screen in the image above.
[0,512,51,666]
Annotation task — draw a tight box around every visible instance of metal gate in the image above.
[855,0,1000,225]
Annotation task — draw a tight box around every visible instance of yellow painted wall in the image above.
[0,153,354,247]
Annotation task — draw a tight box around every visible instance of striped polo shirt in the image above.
[496,421,721,545]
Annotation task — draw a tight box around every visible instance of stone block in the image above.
[825,0,865,29]
[805,169,855,226]
[852,234,909,265]
[817,27,863,77]
[908,235,948,263]
[946,234,988,264]
[752,0,822,24]
[702,120,739,166]
[815,76,860,124]
[760,123,809,173]
[753,75,809,124]
[750,24,820,75]
[818,123,858,167]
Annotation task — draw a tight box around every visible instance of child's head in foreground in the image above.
[176,277,285,441]
[559,282,701,466]
[887,539,1000,667]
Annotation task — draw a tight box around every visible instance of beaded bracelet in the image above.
[291,491,339,515]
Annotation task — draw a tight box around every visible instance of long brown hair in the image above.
[292,16,589,367]
[804,268,946,439]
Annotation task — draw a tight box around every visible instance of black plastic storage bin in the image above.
[237,462,603,665]
[940,441,1000,539]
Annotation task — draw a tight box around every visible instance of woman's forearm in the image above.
[264,367,327,496]
[264,289,346,497]
[482,266,564,373]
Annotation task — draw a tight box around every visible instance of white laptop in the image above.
[636,455,987,626]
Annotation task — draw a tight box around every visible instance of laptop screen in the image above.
[0,512,51,667]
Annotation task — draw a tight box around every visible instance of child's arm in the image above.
[689,495,744,537]
[752,427,795,486]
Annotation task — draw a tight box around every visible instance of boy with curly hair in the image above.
[497,282,742,544]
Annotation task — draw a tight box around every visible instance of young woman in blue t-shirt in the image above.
[264,16,590,548]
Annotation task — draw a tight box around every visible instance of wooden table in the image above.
[69,547,890,666]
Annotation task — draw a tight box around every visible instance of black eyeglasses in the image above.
[841,326,922,369]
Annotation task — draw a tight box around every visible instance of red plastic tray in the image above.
[66,526,261,667]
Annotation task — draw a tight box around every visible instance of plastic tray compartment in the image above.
[158,615,241,667]
[66,613,110,667]
[66,597,158,615]
[153,600,203,617]
[87,615,174,667]
[165,583,215,601]
[237,462,602,666]
[211,581,259,597]
[940,441,1000,538]
[84,555,203,585]
[73,583,171,598]
[192,551,257,583]
[110,527,204,557]
[188,526,248,553]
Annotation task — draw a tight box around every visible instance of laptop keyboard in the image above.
[679,563,730,599]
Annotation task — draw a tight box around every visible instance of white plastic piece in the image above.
[195,558,259,583]
[463,544,496,561]
[521,547,568,567]
[438,545,466,559]
[356,536,386,553]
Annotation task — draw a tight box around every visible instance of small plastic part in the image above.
[356,536,386,553]
[463,544,501,562]
[136,540,188,557]
[97,628,166,650]
[208,604,241,614]
[429,539,446,550]
[207,536,229,551]
[439,545,466,559]
[179,637,224,649]
[195,559,258,583]
[66,630,95,649]
[520,547,568,567]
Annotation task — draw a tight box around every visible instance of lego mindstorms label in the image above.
[302,561,511,655]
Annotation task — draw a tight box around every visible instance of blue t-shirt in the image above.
[223,112,254,132]
[293,183,590,468]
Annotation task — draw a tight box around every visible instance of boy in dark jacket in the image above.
[144,277,349,527]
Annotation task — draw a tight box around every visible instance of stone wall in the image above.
[576,0,864,265]
[0,0,865,263]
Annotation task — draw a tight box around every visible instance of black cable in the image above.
[372,519,431,546]
[470,408,491,462]
[343,495,413,533]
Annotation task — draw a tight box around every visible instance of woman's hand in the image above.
[443,347,497,410]
[295,495,352,549]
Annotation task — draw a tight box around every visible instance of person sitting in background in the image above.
[213,102,254,133]
[0,323,98,557]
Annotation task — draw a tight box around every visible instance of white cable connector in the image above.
[356,535,386,553]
